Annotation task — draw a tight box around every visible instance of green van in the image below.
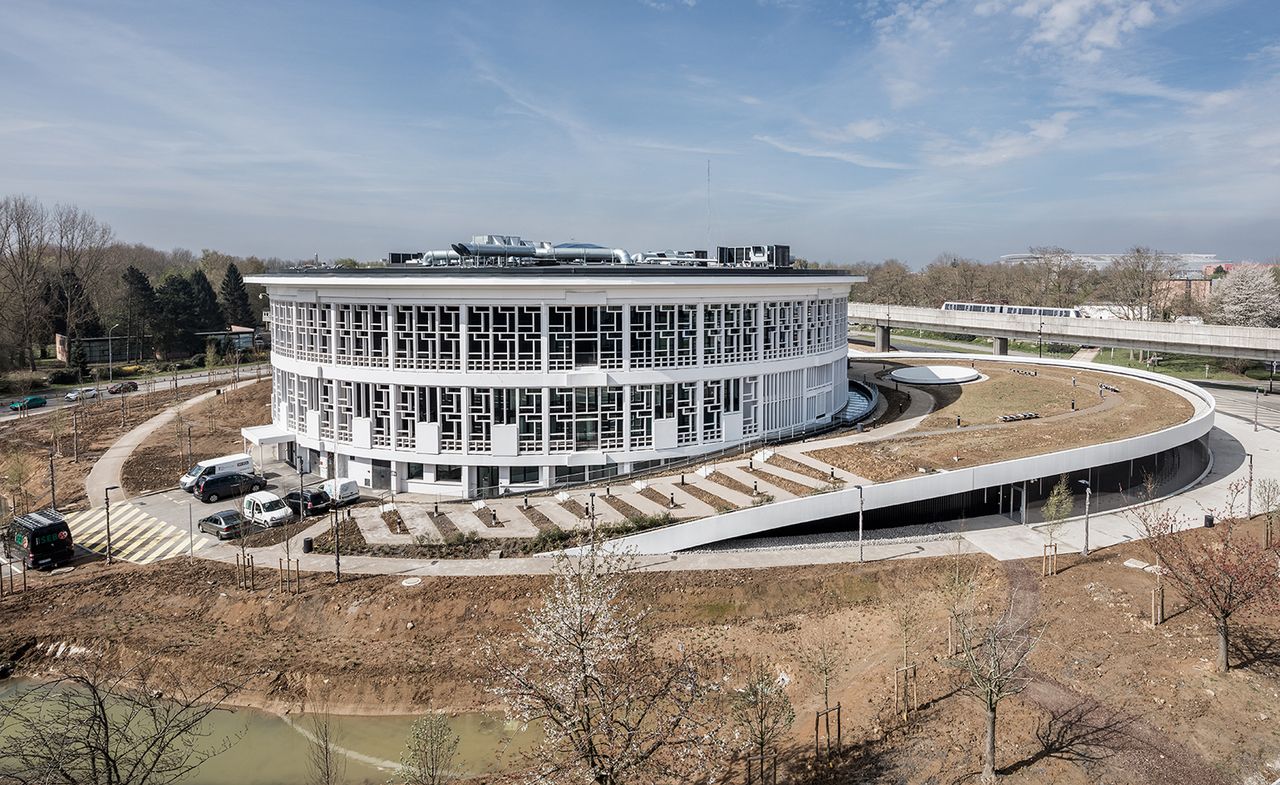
[9,509,75,570]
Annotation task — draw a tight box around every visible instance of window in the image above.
[406,463,424,481]
[510,465,540,484]
[555,465,586,484]
[436,464,462,482]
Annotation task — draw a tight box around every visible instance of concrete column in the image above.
[874,325,891,352]
[993,336,1009,355]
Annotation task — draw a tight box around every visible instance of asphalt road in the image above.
[0,364,269,424]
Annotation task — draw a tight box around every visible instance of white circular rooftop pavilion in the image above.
[889,365,981,385]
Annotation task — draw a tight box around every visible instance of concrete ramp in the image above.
[936,515,1046,561]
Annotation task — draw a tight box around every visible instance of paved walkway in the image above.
[84,366,1275,576]
[84,379,262,509]
[199,387,1271,576]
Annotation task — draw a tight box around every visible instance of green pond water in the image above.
[0,680,537,784]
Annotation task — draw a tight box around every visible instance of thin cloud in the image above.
[753,135,912,170]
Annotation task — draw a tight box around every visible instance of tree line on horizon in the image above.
[0,194,300,374]
[801,246,1280,328]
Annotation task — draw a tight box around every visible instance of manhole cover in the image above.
[400,577,422,587]
[51,567,75,575]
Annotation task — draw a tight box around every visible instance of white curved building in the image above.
[249,260,857,498]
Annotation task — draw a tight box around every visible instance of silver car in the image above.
[64,387,98,402]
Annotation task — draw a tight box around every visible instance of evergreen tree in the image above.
[153,275,199,358]
[188,269,225,331]
[218,262,256,327]
[47,268,104,343]
[121,266,156,362]
[68,340,89,381]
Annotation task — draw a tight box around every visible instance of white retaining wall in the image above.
[592,354,1215,554]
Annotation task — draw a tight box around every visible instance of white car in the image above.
[64,387,98,402]
[242,491,295,528]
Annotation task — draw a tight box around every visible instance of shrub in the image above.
[443,531,480,547]
[46,369,79,385]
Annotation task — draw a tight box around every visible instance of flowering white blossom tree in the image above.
[1211,264,1280,327]
[487,541,728,784]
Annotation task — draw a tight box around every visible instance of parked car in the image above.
[64,387,98,402]
[9,509,74,570]
[283,488,332,517]
[242,491,294,528]
[180,453,254,492]
[195,472,266,503]
[8,395,47,411]
[107,381,138,394]
[319,477,361,507]
[198,510,249,540]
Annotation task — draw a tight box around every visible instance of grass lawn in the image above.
[1092,347,1275,387]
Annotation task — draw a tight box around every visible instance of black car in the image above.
[195,472,266,503]
[283,488,332,517]
[198,510,249,539]
[9,509,74,570]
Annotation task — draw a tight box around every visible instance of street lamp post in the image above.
[107,323,120,383]
[1247,452,1254,519]
[1038,320,1044,359]
[855,485,865,563]
[1078,479,1091,557]
[104,484,120,565]
[1255,389,1261,432]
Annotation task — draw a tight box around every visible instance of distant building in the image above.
[1154,274,1217,309]
[998,252,1227,273]
[1201,261,1279,277]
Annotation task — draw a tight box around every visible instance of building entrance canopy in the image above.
[241,424,295,447]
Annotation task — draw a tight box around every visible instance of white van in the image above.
[180,453,253,492]
[320,478,360,507]
[242,491,294,528]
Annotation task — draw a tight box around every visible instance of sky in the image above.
[1,0,1278,266]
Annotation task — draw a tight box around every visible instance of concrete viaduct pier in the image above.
[848,303,1280,362]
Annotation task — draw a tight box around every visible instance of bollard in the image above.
[680,474,685,486]
[524,495,529,509]
[753,481,759,494]
[669,493,676,508]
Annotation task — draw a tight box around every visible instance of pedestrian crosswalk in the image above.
[66,504,217,565]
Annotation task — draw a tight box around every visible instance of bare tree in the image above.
[1017,247,1096,308]
[0,196,52,371]
[1096,247,1182,321]
[1134,481,1280,672]
[487,540,728,784]
[0,648,248,784]
[304,688,347,785]
[952,586,1043,782]
[732,660,795,761]
[53,203,114,345]
[801,645,840,710]
[1256,478,1279,549]
[397,709,460,785]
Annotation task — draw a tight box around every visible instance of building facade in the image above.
[249,265,856,498]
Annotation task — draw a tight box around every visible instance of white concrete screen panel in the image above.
[595,354,1215,554]
[251,266,857,498]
